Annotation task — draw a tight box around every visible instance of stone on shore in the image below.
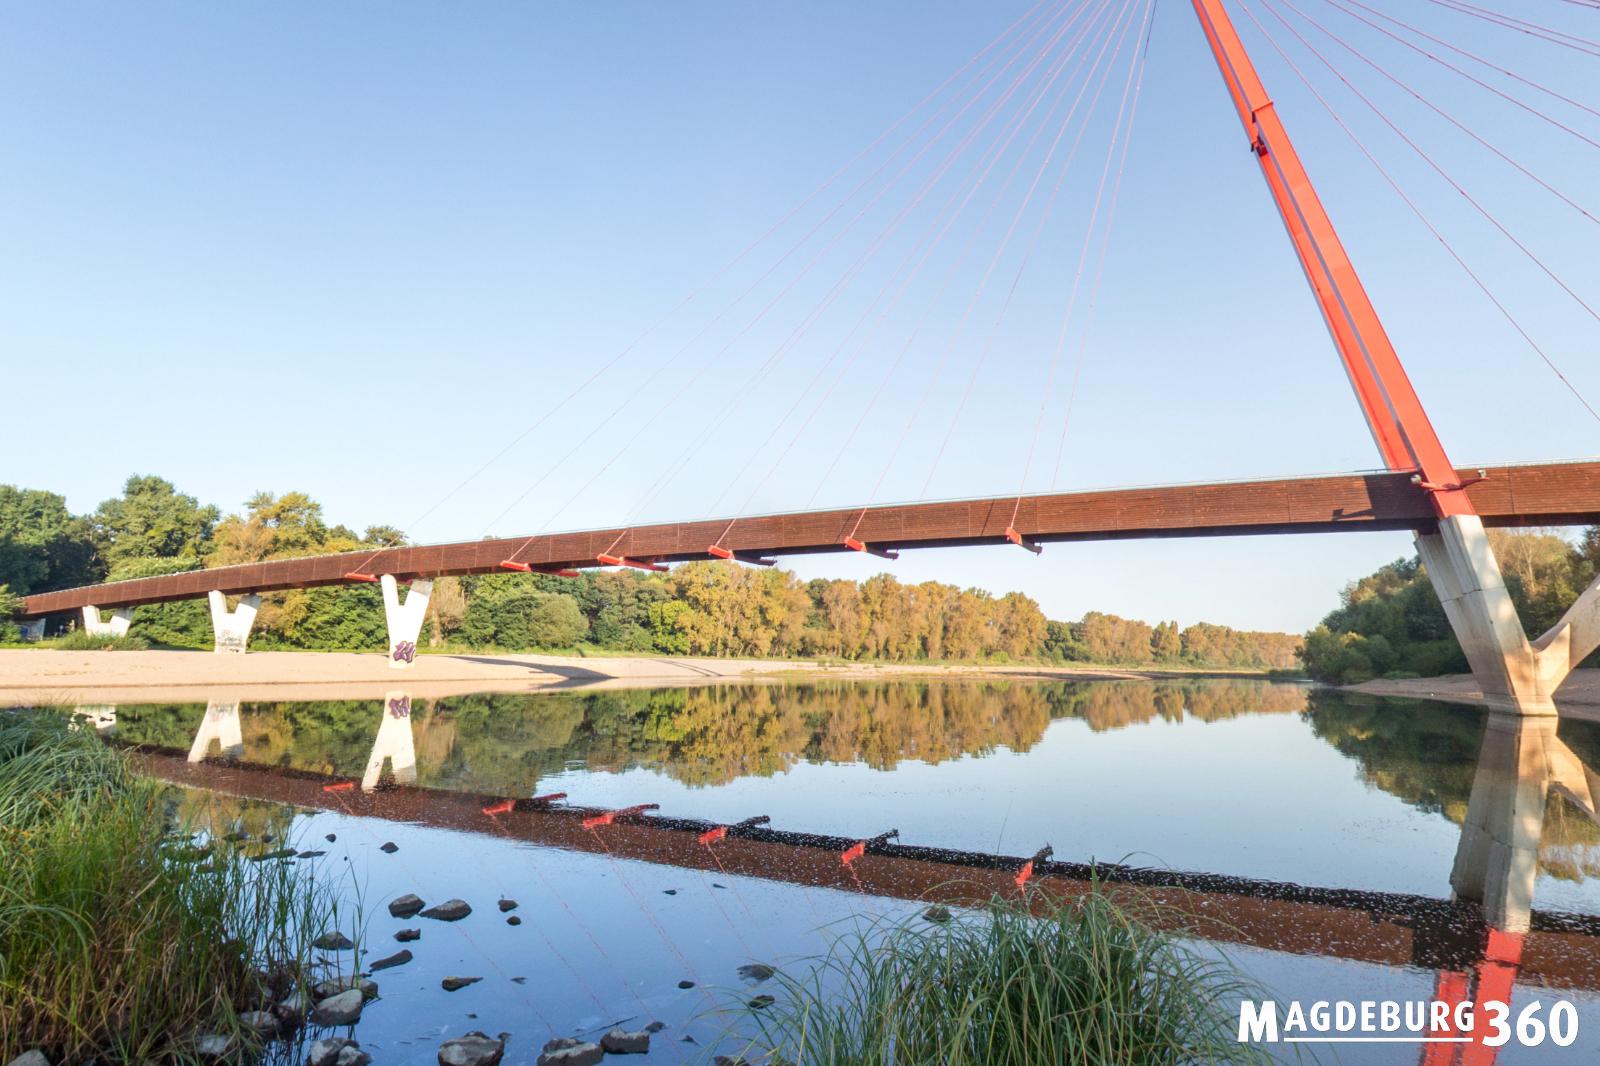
[537,1038,603,1066]
[7,1052,51,1066]
[311,988,365,1026]
[421,898,471,921]
[438,1031,506,1066]
[600,1028,650,1054]
[194,1033,238,1059]
[388,892,425,918]
[239,1008,278,1035]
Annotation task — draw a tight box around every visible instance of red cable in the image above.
[1339,0,1600,122]
[1032,0,1156,504]
[1275,0,1600,328]
[519,2,1091,541]
[1313,0,1600,224]
[1423,0,1600,59]
[1246,0,1600,426]
[921,0,1155,502]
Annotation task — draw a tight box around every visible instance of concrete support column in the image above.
[380,574,431,670]
[16,618,45,642]
[1417,514,1569,716]
[188,699,244,762]
[208,590,260,654]
[362,691,417,791]
[80,605,133,639]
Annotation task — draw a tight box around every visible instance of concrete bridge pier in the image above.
[362,692,417,791]
[1417,514,1600,717]
[80,605,133,639]
[208,590,260,654]
[380,574,431,669]
[188,700,244,763]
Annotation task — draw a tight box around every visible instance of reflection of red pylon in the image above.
[842,829,899,866]
[482,791,568,817]
[698,814,770,845]
[321,781,355,793]
[1418,928,1525,1066]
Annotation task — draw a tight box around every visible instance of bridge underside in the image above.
[19,459,1600,618]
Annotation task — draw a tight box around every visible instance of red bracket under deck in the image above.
[843,537,899,561]
[597,554,669,573]
[343,572,380,583]
[1005,527,1043,555]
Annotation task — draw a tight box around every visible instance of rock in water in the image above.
[388,892,426,918]
[370,948,412,971]
[379,841,399,853]
[922,905,952,923]
[441,975,482,991]
[536,1038,603,1066]
[737,962,776,984]
[312,974,378,1000]
[325,832,338,842]
[395,927,421,942]
[311,988,365,1026]
[193,1033,237,1060]
[644,1020,667,1033]
[238,1009,277,1035]
[7,1052,52,1066]
[306,1038,357,1066]
[677,979,695,989]
[438,1031,506,1066]
[421,898,472,921]
[335,1048,373,1066]
[505,915,521,926]
[600,1029,650,1054]
[313,930,355,950]
[497,898,518,912]
[748,994,775,1009]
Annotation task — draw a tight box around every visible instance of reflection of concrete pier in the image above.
[71,705,117,735]
[362,691,417,791]
[187,700,243,762]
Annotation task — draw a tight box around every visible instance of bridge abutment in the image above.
[380,574,431,669]
[80,605,133,640]
[208,590,260,654]
[1416,514,1600,717]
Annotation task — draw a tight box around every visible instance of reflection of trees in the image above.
[1307,690,1600,882]
[110,680,1311,794]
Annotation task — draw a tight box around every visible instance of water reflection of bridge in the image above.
[88,684,1600,1022]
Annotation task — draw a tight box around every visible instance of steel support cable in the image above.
[1339,0,1600,123]
[868,3,1149,515]
[710,0,1127,530]
[1312,0,1600,224]
[817,0,1142,526]
[681,0,1123,535]
[920,0,1157,503]
[1423,0,1600,59]
[625,0,1115,541]
[486,3,1083,552]
[1246,0,1600,426]
[1275,0,1600,329]
[514,4,1094,546]
[335,1,1056,577]
[1030,0,1155,506]
[814,0,1143,517]
[1313,1,1600,154]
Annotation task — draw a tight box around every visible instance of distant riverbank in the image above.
[0,648,1282,705]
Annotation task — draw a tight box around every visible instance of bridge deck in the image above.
[20,459,1600,617]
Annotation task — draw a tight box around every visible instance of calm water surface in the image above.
[54,680,1600,1063]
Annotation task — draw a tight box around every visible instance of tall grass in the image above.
[0,711,334,1063]
[717,889,1269,1066]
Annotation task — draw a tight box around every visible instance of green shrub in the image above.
[48,630,151,651]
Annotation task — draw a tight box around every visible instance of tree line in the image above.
[1301,527,1600,684]
[0,474,1299,668]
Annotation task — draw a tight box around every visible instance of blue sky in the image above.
[3,1,1596,633]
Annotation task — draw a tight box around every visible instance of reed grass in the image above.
[0,711,335,1063]
[716,889,1269,1066]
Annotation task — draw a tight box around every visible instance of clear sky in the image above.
[3,1,1596,633]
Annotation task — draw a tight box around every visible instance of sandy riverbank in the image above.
[0,648,1271,705]
[1349,669,1600,712]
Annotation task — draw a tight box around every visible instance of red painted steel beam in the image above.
[17,460,1600,618]
[1190,0,1474,519]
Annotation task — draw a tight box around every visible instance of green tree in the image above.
[1150,620,1182,661]
[0,485,100,594]
[91,475,218,567]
